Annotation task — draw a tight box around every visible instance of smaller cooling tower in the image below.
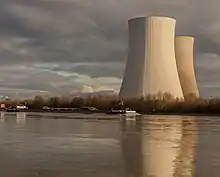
[175,36,199,99]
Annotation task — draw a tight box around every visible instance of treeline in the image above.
[2,93,220,114]
[1,94,118,111]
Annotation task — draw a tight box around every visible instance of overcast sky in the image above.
[0,0,219,98]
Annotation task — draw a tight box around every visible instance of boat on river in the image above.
[106,108,139,116]
[106,100,140,116]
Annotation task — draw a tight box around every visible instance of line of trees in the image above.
[1,92,220,114]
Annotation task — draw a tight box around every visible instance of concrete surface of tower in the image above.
[175,36,199,99]
[119,16,183,99]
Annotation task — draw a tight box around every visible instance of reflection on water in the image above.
[0,112,27,125]
[142,117,183,177]
[121,120,143,177]
[16,112,26,125]
[0,112,4,122]
[121,116,197,177]
[0,113,219,177]
[174,117,197,177]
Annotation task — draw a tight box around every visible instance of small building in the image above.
[0,104,5,109]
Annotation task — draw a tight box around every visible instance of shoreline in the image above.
[3,109,220,117]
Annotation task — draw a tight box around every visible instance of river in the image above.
[0,112,220,177]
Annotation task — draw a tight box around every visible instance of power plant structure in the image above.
[175,36,199,99]
[119,16,199,100]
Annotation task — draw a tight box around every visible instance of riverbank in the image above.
[2,111,220,123]
[2,94,220,117]
[5,109,220,117]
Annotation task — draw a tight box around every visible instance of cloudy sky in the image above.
[0,0,219,98]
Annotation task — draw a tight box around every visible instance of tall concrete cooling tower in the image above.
[119,16,183,99]
[175,36,199,99]
[119,17,147,99]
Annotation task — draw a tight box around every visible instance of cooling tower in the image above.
[175,36,199,99]
[119,17,147,99]
[119,16,183,99]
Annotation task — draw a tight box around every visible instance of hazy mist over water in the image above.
[0,113,220,177]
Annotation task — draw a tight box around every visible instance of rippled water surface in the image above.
[0,112,220,177]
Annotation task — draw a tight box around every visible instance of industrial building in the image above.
[119,17,148,99]
[175,36,199,99]
[119,16,184,99]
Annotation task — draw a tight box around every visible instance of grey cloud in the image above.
[0,63,121,97]
[34,62,125,78]
[195,53,220,97]
[1,0,218,63]
[0,0,219,97]
[3,0,220,63]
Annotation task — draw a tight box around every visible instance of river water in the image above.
[0,112,220,177]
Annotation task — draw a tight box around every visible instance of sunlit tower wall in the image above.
[175,36,199,99]
[119,16,183,99]
[145,17,183,98]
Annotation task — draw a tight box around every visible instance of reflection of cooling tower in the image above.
[119,16,183,99]
[174,117,197,177]
[121,116,197,177]
[142,116,182,177]
[121,121,143,177]
[175,36,199,98]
